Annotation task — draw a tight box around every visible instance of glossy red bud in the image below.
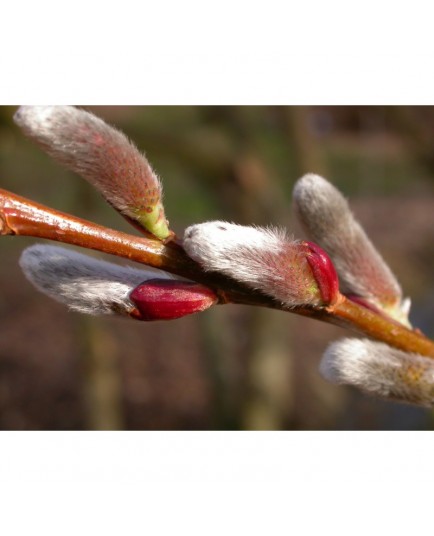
[303,241,339,305]
[129,279,218,321]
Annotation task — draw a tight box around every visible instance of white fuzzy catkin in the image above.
[320,338,434,407]
[19,244,171,316]
[183,221,323,307]
[293,174,408,323]
[13,106,164,222]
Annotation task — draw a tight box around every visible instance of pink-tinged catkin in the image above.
[14,106,170,240]
[293,173,409,325]
[183,221,339,308]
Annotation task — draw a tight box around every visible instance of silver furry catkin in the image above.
[14,106,170,240]
[320,338,434,407]
[183,221,339,307]
[293,173,410,326]
[19,244,171,317]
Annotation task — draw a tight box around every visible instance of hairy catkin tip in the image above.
[294,173,346,205]
[320,338,434,407]
[14,106,54,130]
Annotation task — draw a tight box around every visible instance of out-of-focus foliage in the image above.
[1,105,434,430]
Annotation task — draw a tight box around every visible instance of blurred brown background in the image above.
[1,105,434,430]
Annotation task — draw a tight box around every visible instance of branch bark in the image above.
[2,187,434,358]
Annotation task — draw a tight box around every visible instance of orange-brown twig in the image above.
[2,187,434,358]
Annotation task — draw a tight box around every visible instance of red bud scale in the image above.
[130,279,218,321]
[304,241,339,306]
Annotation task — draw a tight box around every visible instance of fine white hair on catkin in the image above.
[19,244,172,316]
[320,338,434,407]
[293,174,405,316]
[183,221,323,307]
[184,221,286,266]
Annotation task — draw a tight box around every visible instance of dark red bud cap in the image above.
[304,241,340,305]
[129,279,218,321]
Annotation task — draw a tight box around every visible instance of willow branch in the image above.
[2,187,434,358]
[0,188,274,306]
